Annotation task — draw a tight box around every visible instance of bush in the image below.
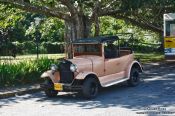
[20,41,64,54]
[0,42,17,56]
[132,44,161,53]
[42,42,64,53]
[0,41,65,56]
[23,41,36,54]
[0,58,58,87]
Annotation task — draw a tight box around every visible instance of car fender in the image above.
[75,71,98,80]
[41,70,60,83]
[126,60,143,79]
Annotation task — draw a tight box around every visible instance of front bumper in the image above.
[40,83,82,92]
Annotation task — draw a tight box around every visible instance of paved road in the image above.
[0,64,175,116]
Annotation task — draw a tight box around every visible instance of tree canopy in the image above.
[0,0,174,38]
[0,0,174,57]
[0,4,64,42]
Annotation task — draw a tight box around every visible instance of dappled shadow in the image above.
[0,64,175,115]
[0,96,20,108]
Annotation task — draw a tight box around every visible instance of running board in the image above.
[102,77,129,87]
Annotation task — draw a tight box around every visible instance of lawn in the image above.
[0,54,65,64]
[0,54,65,60]
[0,52,164,64]
[134,52,164,63]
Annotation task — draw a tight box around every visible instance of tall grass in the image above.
[0,58,58,87]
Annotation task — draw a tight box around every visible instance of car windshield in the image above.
[73,44,102,56]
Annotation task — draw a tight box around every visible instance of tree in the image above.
[0,1,128,40]
[25,16,65,42]
[0,4,65,42]
[0,0,175,56]
[0,0,174,38]
[112,0,175,34]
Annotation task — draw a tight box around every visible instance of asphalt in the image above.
[1,62,175,116]
[0,84,41,99]
[0,60,175,99]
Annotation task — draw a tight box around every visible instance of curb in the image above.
[0,85,41,99]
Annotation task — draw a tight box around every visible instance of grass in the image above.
[134,52,164,63]
[0,53,65,60]
[0,53,165,64]
[0,54,65,64]
[16,54,65,59]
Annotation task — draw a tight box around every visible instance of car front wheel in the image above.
[82,78,99,99]
[127,68,140,87]
[44,79,58,97]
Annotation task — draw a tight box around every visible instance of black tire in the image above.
[82,78,99,99]
[127,68,140,87]
[44,79,58,97]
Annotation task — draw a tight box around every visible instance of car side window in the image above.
[104,43,118,59]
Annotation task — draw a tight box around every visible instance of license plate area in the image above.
[54,83,63,91]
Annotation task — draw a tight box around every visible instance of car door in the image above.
[104,57,122,75]
[105,54,131,75]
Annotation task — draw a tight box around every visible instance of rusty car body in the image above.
[40,35,143,99]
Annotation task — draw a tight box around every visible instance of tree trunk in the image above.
[64,15,91,58]
[158,32,164,53]
[94,15,100,37]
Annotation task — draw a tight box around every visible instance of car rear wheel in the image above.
[127,68,140,87]
[44,79,58,97]
[82,78,99,99]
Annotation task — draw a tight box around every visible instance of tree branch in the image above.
[59,0,77,17]
[114,15,163,33]
[99,9,125,17]
[91,1,100,20]
[0,0,70,20]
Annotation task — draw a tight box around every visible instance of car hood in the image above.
[67,57,93,72]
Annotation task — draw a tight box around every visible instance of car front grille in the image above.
[59,60,74,83]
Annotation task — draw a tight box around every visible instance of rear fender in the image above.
[41,70,60,83]
[126,60,143,79]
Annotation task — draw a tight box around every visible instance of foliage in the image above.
[0,58,58,87]
[0,41,65,56]
[99,16,125,35]
[135,52,164,63]
[0,0,167,43]
[0,1,171,55]
[0,4,29,42]
[41,42,65,53]
[92,16,161,52]
[0,4,65,43]
[0,4,65,56]
[26,17,65,42]
[1,0,174,35]
[0,15,162,55]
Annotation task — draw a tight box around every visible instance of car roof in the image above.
[73,35,119,44]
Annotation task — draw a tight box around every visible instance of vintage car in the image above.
[40,35,143,99]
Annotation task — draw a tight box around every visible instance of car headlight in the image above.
[70,64,77,72]
[51,64,58,71]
